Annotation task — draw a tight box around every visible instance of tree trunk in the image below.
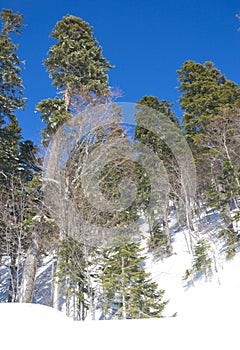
[162,207,172,256]
[7,252,18,302]
[224,202,234,231]
[8,262,16,302]
[19,233,39,303]
[186,200,194,232]
[121,256,127,319]
[52,175,71,311]
[84,245,96,320]
[52,255,61,310]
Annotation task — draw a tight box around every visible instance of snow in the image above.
[0,303,75,349]
[1,210,240,349]
[0,301,239,349]
[139,210,239,318]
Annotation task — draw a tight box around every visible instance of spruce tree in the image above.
[183,239,212,282]
[37,15,116,311]
[0,9,39,180]
[54,237,89,320]
[36,14,113,146]
[100,236,167,319]
[177,60,240,143]
[198,107,240,209]
[0,9,42,302]
[0,9,25,177]
[134,96,179,255]
[0,9,25,123]
[177,61,240,238]
[44,14,113,106]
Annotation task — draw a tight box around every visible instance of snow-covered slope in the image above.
[144,211,240,319]
[1,209,240,349]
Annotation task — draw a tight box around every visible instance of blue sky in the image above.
[1,0,240,144]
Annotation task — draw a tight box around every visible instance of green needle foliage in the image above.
[55,237,89,320]
[178,61,240,243]
[183,239,212,282]
[192,239,212,275]
[0,9,24,177]
[0,9,40,180]
[36,14,114,146]
[177,60,240,144]
[0,8,25,124]
[44,14,113,105]
[134,96,179,254]
[35,97,71,147]
[100,236,168,319]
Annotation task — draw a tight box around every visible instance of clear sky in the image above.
[1,0,240,144]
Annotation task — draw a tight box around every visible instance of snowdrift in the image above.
[0,302,238,350]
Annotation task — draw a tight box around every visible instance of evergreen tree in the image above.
[36,15,115,310]
[177,60,240,143]
[36,14,113,146]
[0,8,40,180]
[192,239,212,276]
[44,14,113,106]
[35,97,71,147]
[183,239,212,282]
[100,236,167,319]
[177,61,240,238]
[0,9,25,177]
[0,9,25,124]
[54,237,89,320]
[134,96,180,255]
[198,107,240,209]
[0,9,42,302]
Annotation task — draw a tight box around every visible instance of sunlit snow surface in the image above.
[0,301,239,350]
[143,213,240,320]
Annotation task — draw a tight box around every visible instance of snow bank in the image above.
[0,303,75,349]
[0,302,238,350]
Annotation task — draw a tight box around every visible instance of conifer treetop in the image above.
[44,14,114,104]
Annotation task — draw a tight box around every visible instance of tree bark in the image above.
[162,207,172,256]
[52,255,61,310]
[121,256,127,319]
[7,258,16,302]
[18,232,39,303]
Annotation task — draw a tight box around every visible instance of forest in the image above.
[0,8,240,320]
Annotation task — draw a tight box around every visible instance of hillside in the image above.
[2,207,239,317]
[1,207,240,349]
[144,210,240,319]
